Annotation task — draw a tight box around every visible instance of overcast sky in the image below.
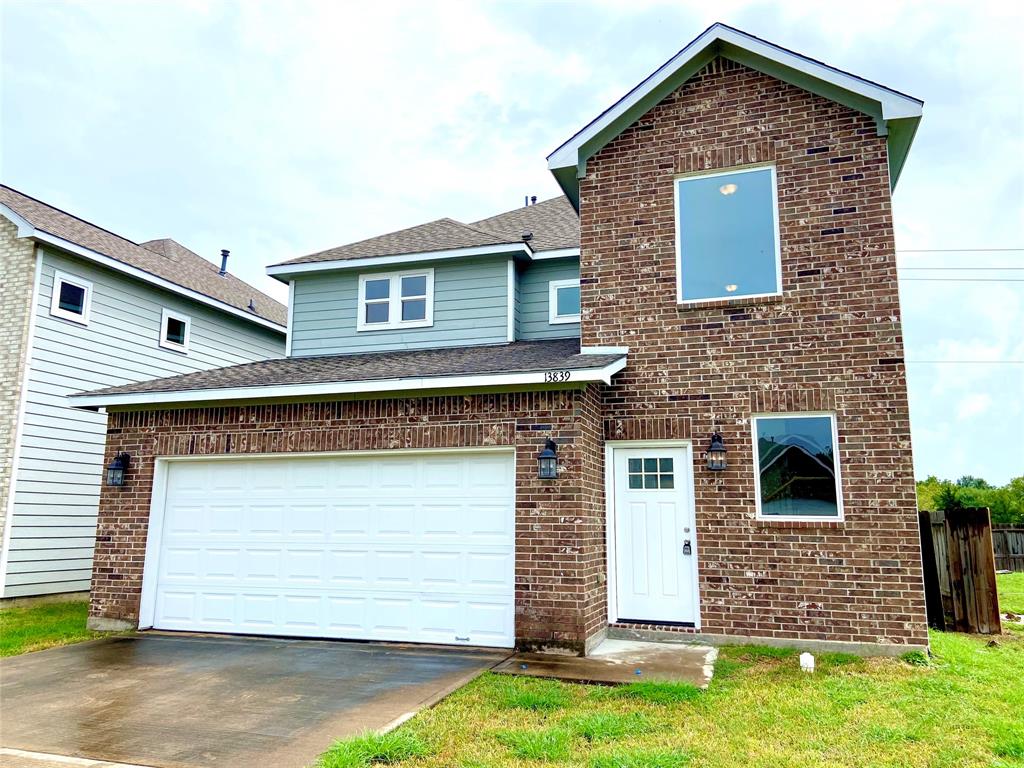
[2,0,1021,484]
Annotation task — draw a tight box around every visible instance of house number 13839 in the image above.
[544,370,571,382]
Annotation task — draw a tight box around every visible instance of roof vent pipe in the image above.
[524,195,529,207]
[219,249,229,276]
[530,195,537,205]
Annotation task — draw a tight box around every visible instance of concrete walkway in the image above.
[0,634,508,768]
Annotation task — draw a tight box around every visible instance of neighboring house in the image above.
[74,24,928,655]
[0,187,287,599]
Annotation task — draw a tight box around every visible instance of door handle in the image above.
[682,540,692,556]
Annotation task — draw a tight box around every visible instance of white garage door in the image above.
[144,451,515,647]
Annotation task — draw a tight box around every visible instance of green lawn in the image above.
[998,572,1024,614]
[0,599,111,657]
[319,630,1024,768]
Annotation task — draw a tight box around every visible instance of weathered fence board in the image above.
[993,527,1024,572]
[918,508,1001,634]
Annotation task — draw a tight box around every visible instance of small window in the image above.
[49,271,92,325]
[549,279,581,324]
[159,308,191,353]
[675,165,781,303]
[626,457,675,490]
[753,414,842,520]
[357,269,434,331]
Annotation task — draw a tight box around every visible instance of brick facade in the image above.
[0,217,36,541]
[89,390,609,652]
[580,58,927,647]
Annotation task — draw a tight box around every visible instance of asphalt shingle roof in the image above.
[273,196,580,267]
[77,339,622,397]
[0,186,287,327]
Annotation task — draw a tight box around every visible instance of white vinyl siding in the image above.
[2,247,284,598]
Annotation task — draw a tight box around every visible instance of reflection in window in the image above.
[676,166,780,302]
[754,415,841,518]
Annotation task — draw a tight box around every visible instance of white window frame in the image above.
[675,164,783,305]
[751,411,844,522]
[49,270,93,325]
[357,268,434,332]
[548,278,581,324]
[159,308,191,353]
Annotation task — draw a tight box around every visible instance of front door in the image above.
[612,446,697,624]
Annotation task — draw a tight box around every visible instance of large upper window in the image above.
[549,279,581,324]
[357,269,434,331]
[49,270,93,325]
[675,165,781,303]
[753,413,842,520]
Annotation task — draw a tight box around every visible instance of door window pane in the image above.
[755,415,840,518]
[627,457,676,490]
[677,167,780,301]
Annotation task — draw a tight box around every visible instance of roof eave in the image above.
[69,356,628,410]
[547,23,923,207]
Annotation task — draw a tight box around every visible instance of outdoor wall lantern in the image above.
[537,438,558,479]
[705,432,727,471]
[105,452,130,487]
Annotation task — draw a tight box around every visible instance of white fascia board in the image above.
[267,242,533,278]
[547,23,923,171]
[6,221,286,334]
[69,357,628,409]
[531,248,580,260]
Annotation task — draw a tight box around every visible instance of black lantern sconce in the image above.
[704,432,727,471]
[106,452,130,487]
[537,438,558,479]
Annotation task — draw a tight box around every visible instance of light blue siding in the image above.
[518,258,581,340]
[3,247,285,598]
[290,257,510,356]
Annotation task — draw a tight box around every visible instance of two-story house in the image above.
[0,187,287,599]
[72,24,928,655]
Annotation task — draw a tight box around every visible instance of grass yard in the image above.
[0,599,112,657]
[998,571,1024,615]
[318,630,1024,768]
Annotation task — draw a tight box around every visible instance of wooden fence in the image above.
[993,527,1024,572]
[919,508,1001,634]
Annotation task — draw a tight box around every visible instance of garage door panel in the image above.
[149,452,515,647]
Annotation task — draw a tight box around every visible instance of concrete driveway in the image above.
[0,633,508,768]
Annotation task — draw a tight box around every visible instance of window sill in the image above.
[677,293,786,311]
[754,519,844,530]
[356,321,434,333]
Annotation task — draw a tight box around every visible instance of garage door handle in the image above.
[455,636,470,642]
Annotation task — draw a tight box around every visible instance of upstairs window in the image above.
[753,413,842,520]
[160,308,191,353]
[549,279,581,324]
[49,270,93,325]
[357,269,434,331]
[675,165,781,303]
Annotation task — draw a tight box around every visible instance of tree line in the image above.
[916,475,1024,525]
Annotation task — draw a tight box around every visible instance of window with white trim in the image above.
[49,270,93,325]
[159,308,191,353]
[357,269,434,331]
[753,413,842,520]
[676,165,781,303]
[549,279,581,324]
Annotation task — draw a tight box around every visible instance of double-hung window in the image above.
[49,270,93,325]
[357,269,434,331]
[159,308,191,353]
[675,165,782,303]
[549,279,581,324]
[752,413,843,520]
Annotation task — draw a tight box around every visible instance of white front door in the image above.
[612,446,698,624]
[143,450,516,648]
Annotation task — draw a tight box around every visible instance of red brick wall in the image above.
[89,389,608,652]
[580,58,927,646]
